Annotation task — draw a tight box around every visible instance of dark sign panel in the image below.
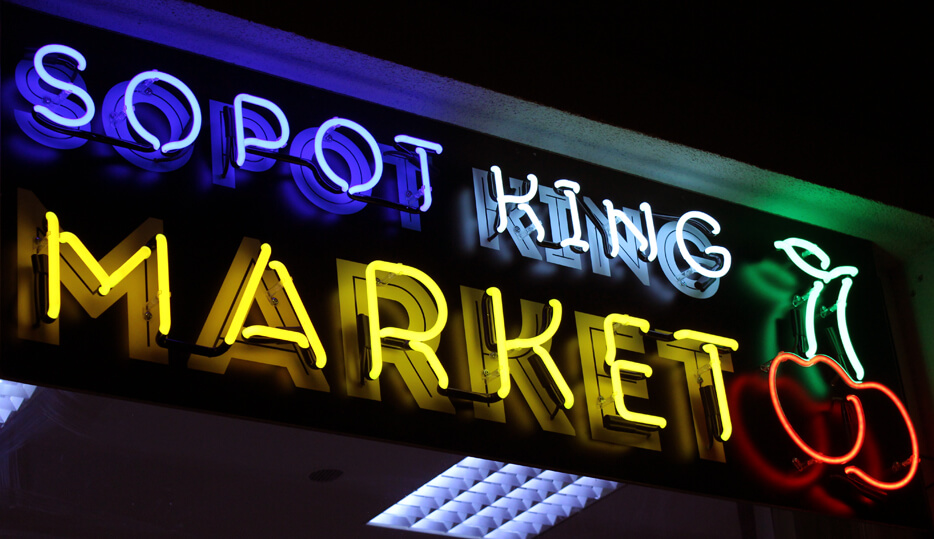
[1,5,927,527]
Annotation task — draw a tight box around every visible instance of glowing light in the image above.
[602,314,650,366]
[155,234,171,336]
[224,243,271,346]
[314,117,383,194]
[554,180,589,253]
[775,237,862,379]
[393,135,443,155]
[32,44,95,128]
[768,352,866,464]
[768,352,918,489]
[59,232,151,296]
[491,166,545,242]
[267,260,327,368]
[369,457,619,538]
[44,212,61,320]
[774,238,830,280]
[639,202,658,261]
[124,70,202,153]
[803,281,823,358]
[0,380,37,427]
[603,200,657,261]
[769,352,919,490]
[673,330,738,441]
[241,326,310,348]
[485,287,572,408]
[233,94,290,167]
[393,134,444,212]
[835,278,863,380]
[602,314,665,429]
[365,261,449,388]
[843,383,919,490]
[676,211,731,279]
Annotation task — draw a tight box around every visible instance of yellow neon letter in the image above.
[263,260,326,367]
[224,243,271,346]
[365,261,449,388]
[155,234,171,336]
[603,314,665,429]
[672,329,738,441]
[486,287,572,408]
[44,212,61,320]
[221,246,325,365]
[58,231,151,296]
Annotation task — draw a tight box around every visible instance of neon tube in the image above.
[365,261,449,388]
[32,44,96,128]
[602,200,647,258]
[602,314,650,367]
[233,94,290,167]
[768,352,866,464]
[268,260,326,368]
[835,277,864,380]
[124,70,202,153]
[491,166,544,242]
[59,232,151,296]
[603,314,664,428]
[843,382,919,490]
[415,148,432,211]
[224,243,271,346]
[639,202,658,262]
[155,234,171,336]
[676,211,731,279]
[554,180,588,253]
[485,287,571,407]
[314,118,383,194]
[803,281,823,358]
[774,237,862,378]
[395,133,445,211]
[770,352,917,489]
[673,330,738,441]
[393,135,443,155]
[44,212,61,320]
[241,326,309,348]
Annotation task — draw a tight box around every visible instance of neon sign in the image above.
[473,167,732,298]
[765,237,919,493]
[2,14,924,524]
[774,238,863,379]
[21,191,738,462]
[14,44,441,221]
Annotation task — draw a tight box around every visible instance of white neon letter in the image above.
[124,70,202,154]
[315,118,383,194]
[603,200,657,261]
[491,166,544,242]
[32,44,95,128]
[554,180,589,252]
[233,94,290,167]
[394,135,443,211]
[676,211,731,279]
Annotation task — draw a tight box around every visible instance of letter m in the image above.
[17,189,168,363]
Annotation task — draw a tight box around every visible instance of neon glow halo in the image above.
[124,70,202,154]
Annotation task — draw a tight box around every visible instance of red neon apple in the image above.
[768,352,919,491]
